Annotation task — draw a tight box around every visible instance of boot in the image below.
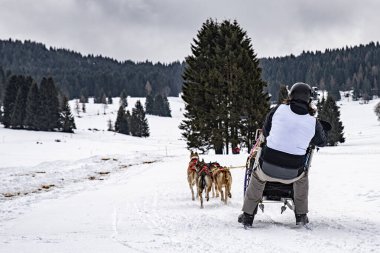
[238,212,254,227]
[238,206,257,227]
[295,214,309,225]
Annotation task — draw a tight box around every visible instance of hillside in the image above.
[1,39,380,102]
[0,39,185,99]
[0,97,379,252]
[261,42,380,101]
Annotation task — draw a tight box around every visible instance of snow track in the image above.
[0,98,379,252]
[1,153,380,252]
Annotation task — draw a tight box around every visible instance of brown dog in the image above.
[209,162,221,197]
[195,160,213,208]
[187,151,199,201]
[211,165,232,204]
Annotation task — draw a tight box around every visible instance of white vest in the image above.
[266,104,316,155]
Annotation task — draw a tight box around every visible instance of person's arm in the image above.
[262,105,280,137]
[310,120,328,147]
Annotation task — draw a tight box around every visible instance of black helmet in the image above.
[289,82,312,103]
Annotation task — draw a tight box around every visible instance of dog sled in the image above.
[244,129,317,214]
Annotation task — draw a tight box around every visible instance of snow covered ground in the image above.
[0,97,379,252]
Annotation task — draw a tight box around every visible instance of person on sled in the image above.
[238,82,328,227]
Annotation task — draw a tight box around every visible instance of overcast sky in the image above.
[0,0,379,63]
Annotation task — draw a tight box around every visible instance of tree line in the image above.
[2,39,380,104]
[0,39,185,100]
[1,75,76,133]
[261,42,380,102]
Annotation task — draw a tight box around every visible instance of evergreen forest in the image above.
[1,39,380,103]
[261,42,380,102]
[2,75,76,132]
[0,39,185,100]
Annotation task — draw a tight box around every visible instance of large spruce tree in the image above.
[180,19,270,153]
[318,95,345,146]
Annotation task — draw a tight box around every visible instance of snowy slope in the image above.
[0,97,379,253]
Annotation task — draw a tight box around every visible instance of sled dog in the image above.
[187,151,199,201]
[195,160,213,208]
[211,164,232,204]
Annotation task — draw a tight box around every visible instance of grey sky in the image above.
[0,0,379,63]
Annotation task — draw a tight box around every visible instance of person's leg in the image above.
[242,171,266,215]
[293,173,309,214]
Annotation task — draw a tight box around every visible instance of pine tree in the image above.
[162,95,171,117]
[10,77,31,129]
[9,76,31,128]
[115,106,130,135]
[115,106,125,132]
[10,88,25,128]
[153,94,171,117]
[145,94,154,114]
[180,19,270,153]
[2,75,20,128]
[39,77,60,131]
[24,82,40,130]
[277,85,289,104]
[125,110,131,131]
[130,100,149,137]
[318,95,345,146]
[59,96,76,133]
[119,114,129,135]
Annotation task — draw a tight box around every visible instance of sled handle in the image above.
[254,129,263,141]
